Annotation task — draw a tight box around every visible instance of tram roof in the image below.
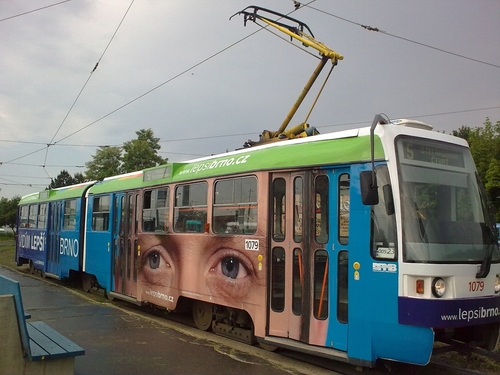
[19,119,463,202]
[19,182,95,205]
[88,128,384,194]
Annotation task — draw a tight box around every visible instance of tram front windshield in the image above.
[396,136,500,264]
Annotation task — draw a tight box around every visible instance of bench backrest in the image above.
[0,274,31,358]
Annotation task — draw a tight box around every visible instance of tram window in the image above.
[92,195,110,231]
[313,249,328,320]
[371,165,397,260]
[28,205,37,228]
[143,188,169,233]
[174,182,207,233]
[292,248,303,316]
[314,176,329,244]
[272,178,286,241]
[20,206,29,228]
[337,251,348,323]
[294,177,303,243]
[271,247,285,312]
[338,174,350,245]
[134,195,139,235]
[64,200,77,230]
[213,176,257,234]
[127,195,133,234]
[37,203,48,229]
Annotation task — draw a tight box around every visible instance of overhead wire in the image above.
[303,3,500,69]
[0,1,315,189]
[1,105,498,151]
[2,0,499,189]
[42,0,136,172]
[49,0,317,144]
[0,0,72,22]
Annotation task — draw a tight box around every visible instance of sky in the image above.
[1,0,499,199]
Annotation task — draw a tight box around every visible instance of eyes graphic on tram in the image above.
[139,235,259,301]
[140,244,175,287]
[205,248,256,300]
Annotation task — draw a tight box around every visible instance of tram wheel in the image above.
[29,261,35,274]
[258,343,279,352]
[192,300,213,331]
[82,273,93,292]
[105,291,115,301]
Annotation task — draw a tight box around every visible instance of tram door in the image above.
[112,192,139,298]
[268,170,349,348]
[111,194,123,293]
[47,201,63,276]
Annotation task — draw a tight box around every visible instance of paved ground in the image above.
[0,267,336,375]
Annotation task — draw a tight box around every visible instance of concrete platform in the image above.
[0,267,334,375]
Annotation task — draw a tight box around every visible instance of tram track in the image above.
[16,266,500,375]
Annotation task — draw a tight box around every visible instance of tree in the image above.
[0,196,20,232]
[48,170,86,189]
[73,172,86,184]
[85,146,122,181]
[454,118,500,221]
[121,129,168,173]
[452,125,472,142]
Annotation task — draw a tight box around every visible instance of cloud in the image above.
[0,0,499,198]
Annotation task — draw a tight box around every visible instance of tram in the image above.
[15,6,500,367]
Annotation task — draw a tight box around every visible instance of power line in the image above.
[0,174,50,180]
[44,0,136,167]
[3,162,85,168]
[0,105,498,148]
[304,4,500,69]
[50,1,317,144]
[318,105,500,130]
[0,182,47,187]
[0,140,121,148]
[0,0,72,22]
[2,0,498,189]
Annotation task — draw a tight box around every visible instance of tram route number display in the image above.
[402,140,464,168]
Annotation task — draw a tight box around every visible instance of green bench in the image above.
[0,274,84,375]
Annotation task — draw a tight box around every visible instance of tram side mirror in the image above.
[360,171,379,205]
[383,184,395,216]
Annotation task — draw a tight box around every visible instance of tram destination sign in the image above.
[402,140,465,168]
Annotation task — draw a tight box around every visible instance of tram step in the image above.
[259,336,349,362]
[212,321,254,344]
[107,291,143,306]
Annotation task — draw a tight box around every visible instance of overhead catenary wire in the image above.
[1,105,498,148]
[6,0,494,164]
[2,103,497,174]
[0,0,72,23]
[303,3,500,69]
[1,1,498,190]
[0,105,500,149]
[44,0,318,145]
[42,0,136,169]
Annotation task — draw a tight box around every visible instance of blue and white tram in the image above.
[16,183,93,279]
[14,117,500,367]
[354,116,500,364]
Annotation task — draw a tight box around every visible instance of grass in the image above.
[0,234,16,269]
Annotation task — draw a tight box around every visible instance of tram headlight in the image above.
[431,277,446,298]
[495,275,500,294]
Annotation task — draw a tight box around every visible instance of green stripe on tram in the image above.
[19,183,94,204]
[20,134,385,200]
[168,134,383,182]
